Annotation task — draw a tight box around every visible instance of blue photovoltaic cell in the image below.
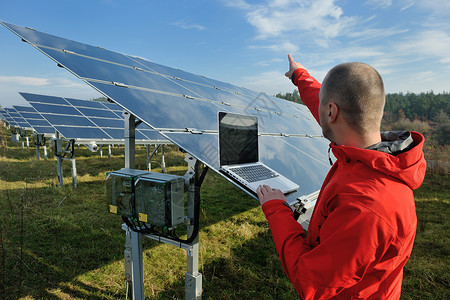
[4,107,31,129]
[19,91,168,142]
[13,105,55,135]
[77,107,118,119]
[31,103,81,116]
[43,114,96,127]
[15,112,42,120]
[13,105,35,113]
[54,126,110,140]
[101,102,123,112]
[65,98,106,109]
[2,21,330,199]
[1,110,19,127]
[19,92,69,105]
[89,117,123,128]
[31,126,55,134]
[26,119,52,127]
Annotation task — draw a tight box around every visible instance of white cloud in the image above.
[249,41,300,54]
[0,75,100,107]
[228,0,354,42]
[400,2,415,11]
[348,27,409,42]
[241,70,295,95]
[0,76,49,86]
[0,75,89,89]
[397,30,450,64]
[416,0,450,17]
[171,20,205,31]
[364,0,393,9]
[255,57,283,67]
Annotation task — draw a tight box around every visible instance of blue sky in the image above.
[1,0,449,107]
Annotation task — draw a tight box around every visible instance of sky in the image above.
[0,0,449,108]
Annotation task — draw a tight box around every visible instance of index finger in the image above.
[288,54,295,64]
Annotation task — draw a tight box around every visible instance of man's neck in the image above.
[334,128,382,149]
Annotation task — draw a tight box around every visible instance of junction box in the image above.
[107,168,185,228]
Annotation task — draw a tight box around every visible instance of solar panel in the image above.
[4,107,32,129]
[13,105,55,135]
[2,21,330,197]
[19,92,168,142]
[0,108,7,121]
[0,108,18,127]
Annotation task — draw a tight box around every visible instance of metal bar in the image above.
[124,111,135,169]
[185,157,202,299]
[123,110,145,299]
[43,145,48,160]
[146,144,151,171]
[130,229,144,300]
[161,144,166,173]
[71,158,77,188]
[56,156,63,187]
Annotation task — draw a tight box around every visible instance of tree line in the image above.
[276,90,450,146]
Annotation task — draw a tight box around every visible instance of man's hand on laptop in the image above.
[257,185,286,206]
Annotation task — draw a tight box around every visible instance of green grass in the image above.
[0,131,448,299]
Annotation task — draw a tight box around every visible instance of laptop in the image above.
[218,112,299,195]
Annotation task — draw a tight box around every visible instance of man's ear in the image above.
[328,102,339,123]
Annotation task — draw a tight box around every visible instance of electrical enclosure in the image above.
[107,168,185,228]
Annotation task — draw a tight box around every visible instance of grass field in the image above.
[0,129,448,299]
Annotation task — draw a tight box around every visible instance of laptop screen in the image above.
[219,112,258,166]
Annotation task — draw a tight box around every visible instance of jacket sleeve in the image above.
[262,196,394,299]
[291,68,322,125]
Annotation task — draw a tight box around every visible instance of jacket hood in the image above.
[331,131,426,190]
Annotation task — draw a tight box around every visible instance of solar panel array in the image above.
[0,108,10,124]
[1,21,331,197]
[3,107,31,129]
[19,92,167,142]
[13,105,55,135]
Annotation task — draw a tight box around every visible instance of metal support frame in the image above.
[34,134,47,161]
[161,144,166,173]
[53,132,77,187]
[184,153,202,299]
[122,110,203,299]
[145,144,167,172]
[123,111,144,299]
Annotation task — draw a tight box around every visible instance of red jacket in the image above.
[262,68,426,299]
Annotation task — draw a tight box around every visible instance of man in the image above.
[257,54,426,299]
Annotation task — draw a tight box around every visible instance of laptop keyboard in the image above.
[230,164,279,183]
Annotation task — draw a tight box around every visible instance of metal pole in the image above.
[123,111,144,299]
[43,145,48,160]
[57,156,63,187]
[185,183,202,299]
[184,156,202,299]
[124,111,136,169]
[26,136,29,149]
[108,144,112,159]
[71,158,77,188]
[146,144,151,171]
[99,144,103,158]
[161,144,166,173]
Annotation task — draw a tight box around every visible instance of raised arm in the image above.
[285,54,321,124]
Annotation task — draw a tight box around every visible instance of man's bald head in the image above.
[321,62,385,135]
